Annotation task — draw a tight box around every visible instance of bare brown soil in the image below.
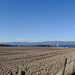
[0,47,75,75]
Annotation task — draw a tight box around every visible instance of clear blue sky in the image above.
[0,0,75,42]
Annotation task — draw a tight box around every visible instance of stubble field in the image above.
[0,47,75,75]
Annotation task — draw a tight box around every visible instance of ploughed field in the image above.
[0,47,75,75]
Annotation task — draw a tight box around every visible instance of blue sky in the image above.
[0,0,75,42]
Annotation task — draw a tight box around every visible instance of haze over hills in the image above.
[0,41,75,46]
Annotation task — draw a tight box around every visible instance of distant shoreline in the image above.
[0,44,75,47]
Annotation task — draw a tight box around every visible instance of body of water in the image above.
[24,44,75,47]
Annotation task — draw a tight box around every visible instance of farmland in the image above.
[0,47,75,75]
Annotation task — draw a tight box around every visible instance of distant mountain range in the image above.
[0,41,75,46]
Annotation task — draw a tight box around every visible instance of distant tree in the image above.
[0,44,12,47]
[37,45,50,47]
